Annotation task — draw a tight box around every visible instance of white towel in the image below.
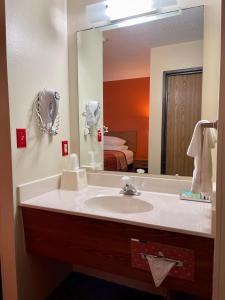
[187,120,217,195]
[146,256,176,287]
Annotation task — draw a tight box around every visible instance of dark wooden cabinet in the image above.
[22,207,214,299]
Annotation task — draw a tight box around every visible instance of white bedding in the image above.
[104,145,128,151]
[104,136,126,146]
[121,149,134,165]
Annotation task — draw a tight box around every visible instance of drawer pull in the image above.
[139,251,184,267]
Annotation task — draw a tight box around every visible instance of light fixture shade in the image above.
[86,0,179,27]
[104,10,182,30]
[86,2,109,27]
[105,0,157,21]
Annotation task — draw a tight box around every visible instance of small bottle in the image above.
[137,169,145,174]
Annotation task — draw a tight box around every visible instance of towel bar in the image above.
[201,121,218,129]
[139,251,184,267]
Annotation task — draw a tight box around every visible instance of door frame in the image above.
[213,2,225,299]
[0,0,19,299]
[161,67,203,175]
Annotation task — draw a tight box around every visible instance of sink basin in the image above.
[85,195,153,214]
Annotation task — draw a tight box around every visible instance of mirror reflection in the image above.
[77,6,205,177]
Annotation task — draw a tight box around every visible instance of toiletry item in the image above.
[70,153,79,171]
[88,151,96,166]
[180,190,211,203]
[137,169,145,174]
[61,168,87,191]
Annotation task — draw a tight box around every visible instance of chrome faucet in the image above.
[120,176,141,196]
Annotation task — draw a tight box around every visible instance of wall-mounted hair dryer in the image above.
[34,89,60,135]
[82,101,101,136]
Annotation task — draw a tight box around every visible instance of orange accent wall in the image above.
[104,77,150,159]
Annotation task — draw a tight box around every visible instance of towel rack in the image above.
[201,121,218,129]
[139,251,184,267]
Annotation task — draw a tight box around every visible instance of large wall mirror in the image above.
[77,6,212,177]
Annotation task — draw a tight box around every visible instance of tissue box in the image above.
[60,169,87,191]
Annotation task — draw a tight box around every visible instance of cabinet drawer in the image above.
[131,239,195,281]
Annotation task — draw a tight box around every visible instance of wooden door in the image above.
[162,71,202,176]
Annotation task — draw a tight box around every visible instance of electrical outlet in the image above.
[16,129,27,148]
[62,141,69,156]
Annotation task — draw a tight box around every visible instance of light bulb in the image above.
[105,0,158,21]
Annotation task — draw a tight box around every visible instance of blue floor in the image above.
[46,272,165,300]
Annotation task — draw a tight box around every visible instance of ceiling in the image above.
[103,6,204,81]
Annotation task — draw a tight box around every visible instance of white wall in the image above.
[5,0,71,299]
[77,29,103,167]
[201,0,221,181]
[67,0,97,155]
[104,51,150,82]
[149,41,203,174]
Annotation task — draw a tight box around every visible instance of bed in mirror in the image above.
[76,5,217,177]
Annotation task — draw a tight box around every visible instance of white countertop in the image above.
[20,185,213,238]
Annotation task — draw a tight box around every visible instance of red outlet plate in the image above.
[62,141,69,156]
[16,129,27,148]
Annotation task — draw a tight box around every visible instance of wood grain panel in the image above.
[22,207,213,299]
[214,3,225,300]
[166,73,202,176]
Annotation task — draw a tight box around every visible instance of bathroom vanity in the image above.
[19,174,214,300]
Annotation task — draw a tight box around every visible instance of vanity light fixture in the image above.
[105,0,158,21]
[107,10,182,30]
[86,0,179,28]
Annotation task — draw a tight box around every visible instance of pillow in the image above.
[104,145,128,151]
[104,136,126,146]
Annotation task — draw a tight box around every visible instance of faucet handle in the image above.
[121,176,131,186]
